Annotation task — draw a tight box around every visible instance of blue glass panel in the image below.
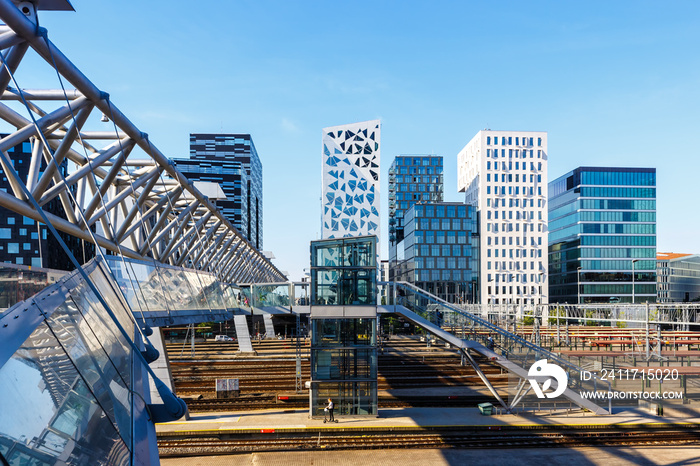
[0,322,129,465]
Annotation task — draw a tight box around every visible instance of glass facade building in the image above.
[388,155,443,280]
[548,167,657,303]
[309,236,378,418]
[0,137,95,270]
[398,202,479,304]
[657,253,700,303]
[174,134,263,250]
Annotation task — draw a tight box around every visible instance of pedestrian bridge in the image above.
[0,2,698,465]
[0,261,615,466]
[0,1,283,464]
[0,254,257,466]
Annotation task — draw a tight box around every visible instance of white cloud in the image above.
[281,117,300,133]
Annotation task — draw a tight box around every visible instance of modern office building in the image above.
[657,253,700,303]
[548,167,657,304]
[174,133,263,249]
[0,137,94,270]
[388,155,443,277]
[321,120,381,251]
[309,235,378,418]
[397,202,479,304]
[458,130,549,305]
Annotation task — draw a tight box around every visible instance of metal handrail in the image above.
[387,281,581,373]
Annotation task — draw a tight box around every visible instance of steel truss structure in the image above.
[0,0,285,284]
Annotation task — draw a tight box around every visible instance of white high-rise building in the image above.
[458,130,548,305]
[321,120,381,246]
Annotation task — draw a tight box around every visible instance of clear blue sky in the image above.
[25,1,700,280]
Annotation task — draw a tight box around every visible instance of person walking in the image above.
[325,398,336,423]
[486,335,495,351]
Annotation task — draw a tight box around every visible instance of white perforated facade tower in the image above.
[321,120,381,250]
[458,130,549,305]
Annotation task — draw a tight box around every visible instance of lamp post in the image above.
[632,259,639,304]
[577,266,582,305]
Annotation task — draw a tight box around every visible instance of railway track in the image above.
[174,374,502,393]
[166,337,506,412]
[158,427,700,457]
[182,395,496,411]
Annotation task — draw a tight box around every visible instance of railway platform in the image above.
[159,446,700,466]
[156,405,700,435]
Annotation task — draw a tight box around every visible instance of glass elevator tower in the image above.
[309,235,378,417]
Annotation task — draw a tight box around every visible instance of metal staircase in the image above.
[384,281,610,414]
[263,314,276,339]
[234,315,254,352]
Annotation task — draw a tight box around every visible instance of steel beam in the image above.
[0,188,143,260]
[31,102,94,200]
[37,138,134,207]
[0,41,29,95]
[0,1,286,284]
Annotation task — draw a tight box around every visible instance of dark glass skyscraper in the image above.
[174,134,263,250]
[388,155,443,253]
[548,167,656,304]
[0,137,94,270]
[388,156,443,282]
[399,202,479,304]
